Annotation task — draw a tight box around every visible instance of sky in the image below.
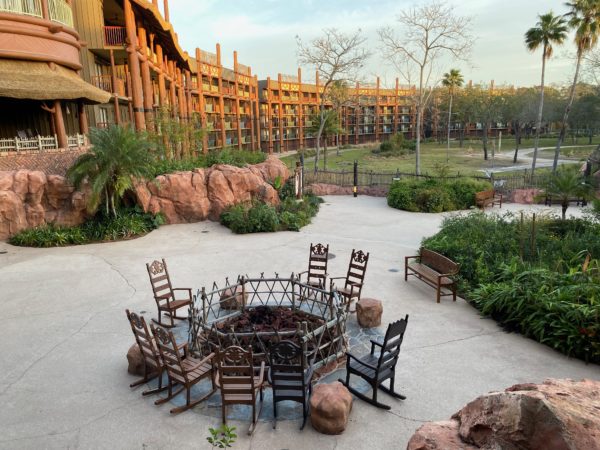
[168,0,576,88]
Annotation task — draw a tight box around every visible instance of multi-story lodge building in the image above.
[0,0,110,154]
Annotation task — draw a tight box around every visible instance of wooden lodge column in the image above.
[195,48,209,154]
[109,49,121,125]
[277,74,283,153]
[168,60,177,117]
[375,77,380,142]
[54,100,68,149]
[156,45,167,108]
[78,101,89,135]
[298,67,304,149]
[124,0,145,130]
[355,81,360,144]
[233,51,242,150]
[266,77,273,154]
[138,26,155,131]
[393,78,399,134]
[177,68,186,121]
[41,0,49,20]
[216,44,226,149]
[163,0,170,22]
[253,75,260,152]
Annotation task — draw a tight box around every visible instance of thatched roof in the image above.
[0,60,111,104]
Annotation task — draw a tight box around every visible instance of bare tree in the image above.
[297,28,370,172]
[379,1,472,175]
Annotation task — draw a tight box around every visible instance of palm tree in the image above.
[553,0,600,172]
[525,12,568,176]
[441,69,464,163]
[544,165,594,219]
[67,126,156,218]
[307,109,343,169]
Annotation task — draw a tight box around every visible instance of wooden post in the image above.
[138,26,155,131]
[266,77,273,154]
[109,49,121,125]
[156,45,167,108]
[233,51,242,150]
[163,0,170,22]
[216,44,226,149]
[253,75,260,152]
[196,48,209,155]
[278,73,284,153]
[41,0,49,20]
[124,0,145,130]
[78,101,89,135]
[125,65,134,125]
[168,61,177,117]
[54,100,68,149]
[298,67,304,149]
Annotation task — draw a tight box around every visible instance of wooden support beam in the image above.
[109,49,121,125]
[124,0,145,130]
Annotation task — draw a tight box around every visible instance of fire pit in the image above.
[188,274,348,370]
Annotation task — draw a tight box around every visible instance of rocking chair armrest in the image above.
[346,352,378,370]
[370,339,383,353]
[172,288,193,300]
[329,276,347,289]
[196,352,216,368]
[176,342,189,357]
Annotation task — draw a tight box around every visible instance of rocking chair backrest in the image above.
[306,243,329,286]
[126,309,161,370]
[269,340,306,390]
[152,324,189,384]
[377,315,409,376]
[218,346,257,401]
[344,249,369,294]
[146,259,174,308]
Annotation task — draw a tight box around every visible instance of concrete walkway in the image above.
[0,197,598,450]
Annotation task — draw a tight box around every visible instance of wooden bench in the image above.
[475,189,502,209]
[405,248,459,303]
[544,195,587,207]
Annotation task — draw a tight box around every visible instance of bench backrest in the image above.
[475,190,494,201]
[420,248,458,275]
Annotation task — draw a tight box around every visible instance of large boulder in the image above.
[126,343,145,376]
[0,190,27,238]
[356,297,383,328]
[407,421,478,450]
[310,382,353,435]
[407,378,600,450]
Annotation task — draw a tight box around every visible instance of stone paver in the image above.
[0,196,598,449]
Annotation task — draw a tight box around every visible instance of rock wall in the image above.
[135,156,290,223]
[0,156,290,240]
[407,378,600,450]
[0,170,89,240]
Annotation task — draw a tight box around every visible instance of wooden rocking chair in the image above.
[330,249,369,312]
[298,243,329,288]
[146,259,192,328]
[216,346,265,435]
[340,316,409,410]
[125,309,167,396]
[268,340,318,430]
[151,324,216,414]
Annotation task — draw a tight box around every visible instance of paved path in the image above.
[0,197,598,449]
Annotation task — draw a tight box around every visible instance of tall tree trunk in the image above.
[513,121,521,163]
[459,127,464,148]
[482,124,489,160]
[447,93,453,163]
[324,139,328,169]
[415,103,422,175]
[553,51,583,172]
[336,132,341,156]
[531,47,547,176]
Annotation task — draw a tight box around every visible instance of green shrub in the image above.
[388,177,490,213]
[9,208,162,247]
[151,149,266,177]
[372,133,415,157]
[421,212,600,363]
[220,193,322,234]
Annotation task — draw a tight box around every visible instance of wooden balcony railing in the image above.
[0,0,42,18]
[103,26,126,47]
[91,74,126,97]
[48,0,73,27]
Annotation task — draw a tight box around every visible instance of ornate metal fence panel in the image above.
[188,274,347,370]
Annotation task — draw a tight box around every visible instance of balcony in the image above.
[0,0,42,18]
[103,26,126,47]
[0,0,73,27]
[91,74,126,97]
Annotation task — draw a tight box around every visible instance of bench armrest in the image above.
[405,255,420,265]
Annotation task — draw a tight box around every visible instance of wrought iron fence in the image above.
[188,274,348,370]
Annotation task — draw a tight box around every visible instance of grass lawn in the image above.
[281,143,522,177]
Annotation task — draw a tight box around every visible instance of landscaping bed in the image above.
[422,211,600,363]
